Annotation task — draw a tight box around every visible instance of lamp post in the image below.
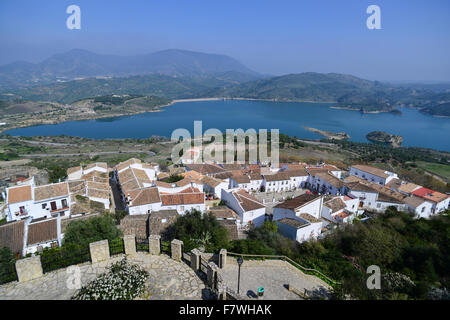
[237,256,243,294]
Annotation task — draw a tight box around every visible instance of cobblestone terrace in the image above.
[219,259,331,300]
[0,253,207,300]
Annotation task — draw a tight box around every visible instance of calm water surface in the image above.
[4,100,450,151]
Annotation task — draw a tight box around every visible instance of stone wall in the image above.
[15,256,43,282]
[89,240,110,263]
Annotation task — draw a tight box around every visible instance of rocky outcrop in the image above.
[366,131,403,148]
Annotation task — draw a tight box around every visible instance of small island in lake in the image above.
[303,126,350,140]
[366,131,403,148]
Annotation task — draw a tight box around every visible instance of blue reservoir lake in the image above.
[4,100,450,151]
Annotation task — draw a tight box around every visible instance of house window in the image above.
[377,203,381,208]
[421,207,425,213]
[180,206,185,211]
[61,199,67,208]
[42,203,47,209]
[19,206,25,215]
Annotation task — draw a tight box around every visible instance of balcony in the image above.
[15,209,29,216]
[50,206,69,213]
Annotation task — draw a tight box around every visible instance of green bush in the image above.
[0,247,17,284]
[63,216,122,247]
[171,209,229,252]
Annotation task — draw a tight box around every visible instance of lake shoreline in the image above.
[2,99,449,152]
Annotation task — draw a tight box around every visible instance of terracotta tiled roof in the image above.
[263,171,292,182]
[248,172,263,180]
[114,158,142,172]
[27,219,58,246]
[233,189,265,212]
[202,176,224,188]
[185,164,226,175]
[120,214,150,240]
[214,172,234,180]
[34,182,69,201]
[278,217,308,229]
[129,187,161,207]
[351,165,390,178]
[209,206,239,219]
[67,166,82,175]
[7,185,32,204]
[324,197,346,212]
[315,171,344,188]
[274,193,320,210]
[160,191,204,206]
[87,188,109,200]
[231,174,250,184]
[403,195,427,208]
[412,187,448,204]
[220,164,247,171]
[85,162,107,170]
[299,213,321,223]
[148,210,178,240]
[398,183,422,194]
[284,168,309,177]
[0,220,25,255]
[345,181,378,192]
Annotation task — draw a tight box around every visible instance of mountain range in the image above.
[0,49,449,117]
[0,49,263,88]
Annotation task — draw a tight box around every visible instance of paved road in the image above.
[109,178,125,212]
[19,151,156,158]
[219,259,331,300]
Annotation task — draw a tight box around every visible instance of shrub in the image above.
[72,258,149,300]
[63,216,122,247]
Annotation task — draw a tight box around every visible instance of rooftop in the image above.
[27,219,58,246]
[324,197,347,212]
[34,182,69,202]
[7,185,32,204]
[351,164,392,179]
[233,189,265,212]
[278,217,308,229]
[274,193,320,210]
[412,187,448,204]
[129,187,161,207]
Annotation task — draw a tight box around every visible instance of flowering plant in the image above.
[72,258,149,300]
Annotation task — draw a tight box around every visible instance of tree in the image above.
[0,247,16,284]
[63,216,122,247]
[171,209,229,252]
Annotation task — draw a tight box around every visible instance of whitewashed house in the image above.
[221,189,266,228]
[229,174,251,191]
[276,216,322,243]
[248,172,263,192]
[349,165,398,186]
[322,196,360,224]
[272,193,324,221]
[344,181,379,210]
[127,187,162,215]
[412,187,449,214]
[403,195,435,219]
[262,171,294,192]
[6,181,71,222]
[202,176,229,199]
[310,172,345,195]
[160,186,205,214]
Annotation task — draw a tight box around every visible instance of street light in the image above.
[237,256,243,294]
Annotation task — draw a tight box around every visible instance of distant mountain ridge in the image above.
[0,49,262,88]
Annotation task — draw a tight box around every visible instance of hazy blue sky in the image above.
[1,0,449,81]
